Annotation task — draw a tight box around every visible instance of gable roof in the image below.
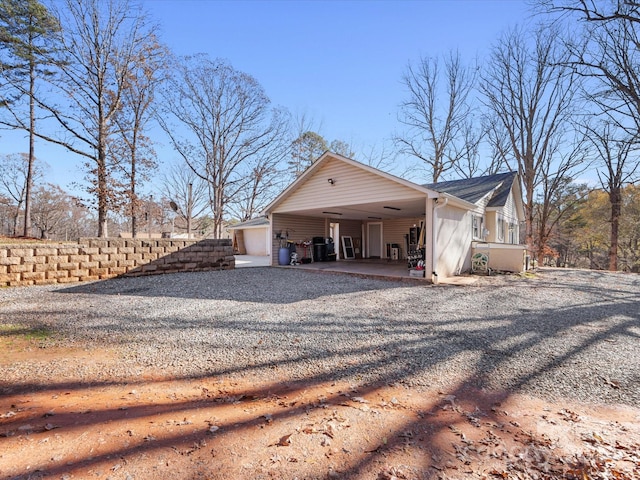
[423,171,517,205]
[227,216,269,229]
[487,172,518,208]
[264,151,433,214]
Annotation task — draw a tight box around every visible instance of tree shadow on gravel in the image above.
[1,268,639,479]
[56,268,411,304]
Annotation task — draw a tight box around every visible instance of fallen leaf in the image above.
[324,424,335,439]
[558,409,580,423]
[488,469,509,478]
[276,434,292,446]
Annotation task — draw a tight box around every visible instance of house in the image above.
[228,216,270,256]
[263,152,526,280]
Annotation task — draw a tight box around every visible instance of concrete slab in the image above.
[234,255,271,268]
[438,276,479,286]
[236,255,480,285]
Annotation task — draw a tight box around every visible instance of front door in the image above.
[367,222,383,258]
[330,222,339,260]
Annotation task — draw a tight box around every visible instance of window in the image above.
[472,215,484,240]
[508,222,518,244]
[497,216,505,242]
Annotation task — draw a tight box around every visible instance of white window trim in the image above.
[472,215,484,240]
[508,222,518,244]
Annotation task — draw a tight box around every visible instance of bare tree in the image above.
[583,121,639,270]
[227,149,288,222]
[111,34,167,238]
[30,183,69,239]
[0,152,44,235]
[158,55,289,238]
[545,1,640,269]
[0,0,59,237]
[59,195,94,240]
[484,117,516,174]
[480,25,586,261]
[360,142,397,171]
[451,119,486,178]
[161,163,210,238]
[546,1,640,25]
[532,139,590,263]
[15,0,158,237]
[395,50,479,182]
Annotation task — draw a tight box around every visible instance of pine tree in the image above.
[0,0,59,237]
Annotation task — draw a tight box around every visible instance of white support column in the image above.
[425,197,434,277]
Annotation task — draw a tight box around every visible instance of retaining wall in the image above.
[0,238,234,287]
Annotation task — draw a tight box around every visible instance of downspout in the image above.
[431,197,448,284]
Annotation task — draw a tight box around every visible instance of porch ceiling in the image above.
[274,196,427,221]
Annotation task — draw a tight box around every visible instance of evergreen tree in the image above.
[0,0,59,237]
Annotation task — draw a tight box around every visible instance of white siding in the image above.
[503,190,519,224]
[435,205,472,277]
[275,157,424,212]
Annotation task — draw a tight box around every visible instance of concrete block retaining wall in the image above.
[0,238,235,287]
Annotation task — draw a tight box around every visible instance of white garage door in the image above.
[243,228,269,256]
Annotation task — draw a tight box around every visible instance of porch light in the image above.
[327,178,335,185]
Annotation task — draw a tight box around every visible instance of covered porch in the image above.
[283,258,478,285]
[235,254,477,285]
[264,153,480,281]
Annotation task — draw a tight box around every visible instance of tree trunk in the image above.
[130,143,137,238]
[23,47,36,238]
[608,188,621,271]
[11,209,19,236]
[524,181,536,263]
[97,127,108,238]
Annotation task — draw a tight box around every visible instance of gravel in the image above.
[1,267,639,407]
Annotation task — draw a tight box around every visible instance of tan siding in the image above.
[275,158,424,212]
[473,243,525,272]
[336,220,363,258]
[379,217,422,259]
[486,211,498,243]
[271,214,325,265]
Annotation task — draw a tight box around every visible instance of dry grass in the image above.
[0,236,65,244]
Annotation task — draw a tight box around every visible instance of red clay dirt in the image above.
[1,337,639,480]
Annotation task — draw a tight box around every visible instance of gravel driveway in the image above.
[1,268,639,407]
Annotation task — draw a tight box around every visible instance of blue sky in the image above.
[1,0,533,194]
[147,0,532,157]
